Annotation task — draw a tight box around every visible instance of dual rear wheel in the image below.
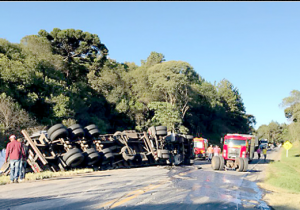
[211,156,224,170]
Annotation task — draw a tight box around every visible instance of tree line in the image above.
[0,28,255,149]
[256,90,300,143]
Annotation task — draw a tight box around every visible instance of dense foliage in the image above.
[0,28,255,148]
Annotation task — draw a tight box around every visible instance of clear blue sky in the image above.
[1,2,299,129]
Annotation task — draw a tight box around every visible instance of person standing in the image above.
[257,147,261,160]
[217,145,221,156]
[213,145,219,157]
[18,138,28,182]
[262,147,267,162]
[5,135,25,184]
[207,145,213,163]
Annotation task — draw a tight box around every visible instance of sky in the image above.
[1,2,299,129]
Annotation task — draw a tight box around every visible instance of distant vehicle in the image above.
[211,133,258,172]
[193,137,208,160]
[259,139,268,149]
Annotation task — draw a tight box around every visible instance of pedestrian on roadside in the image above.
[213,145,219,157]
[17,138,28,182]
[217,145,221,156]
[262,147,267,162]
[207,145,213,163]
[5,135,25,184]
[257,147,261,160]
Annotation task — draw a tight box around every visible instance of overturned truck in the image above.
[1,124,195,175]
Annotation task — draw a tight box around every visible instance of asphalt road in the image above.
[0,148,279,210]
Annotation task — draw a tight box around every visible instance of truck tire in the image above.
[66,153,85,167]
[211,156,220,170]
[87,152,100,165]
[88,128,100,137]
[236,157,244,172]
[86,148,98,155]
[71,128,85,138]
[85,124,98,131]
[62,148,82,162]
[48,124,65,137]
[68,124,82,131]
[219,156,225,170]
[102,148,111,154]
[104,152,114,159]
[243,158,248,172]
[50,128,69,141]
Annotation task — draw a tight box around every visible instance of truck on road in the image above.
[193,137,208,160]
[211,133,258,172]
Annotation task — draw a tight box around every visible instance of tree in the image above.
[0,93,36,134]
[148,102,183,132]
[38,28,108,84]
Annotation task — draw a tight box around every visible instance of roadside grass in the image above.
[0,168,94,185]
[258,141,300,210]
[265,141,300,193]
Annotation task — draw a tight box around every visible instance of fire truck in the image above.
[211,133,258,172]
[193,137,208,160]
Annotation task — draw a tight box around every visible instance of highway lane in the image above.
[0,148,279,210]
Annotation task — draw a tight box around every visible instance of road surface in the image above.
[0,148,279,210]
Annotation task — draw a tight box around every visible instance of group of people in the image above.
[207,145,221,162]
[4,135,28,183]
[256,147,267,162]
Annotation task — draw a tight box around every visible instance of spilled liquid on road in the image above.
[168,167,270,210]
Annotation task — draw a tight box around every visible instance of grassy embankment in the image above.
[259,141,300,209]
[0,168,93,185]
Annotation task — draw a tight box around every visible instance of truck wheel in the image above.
[87,152,100,165]
[102,148,111,154]
[243,158,248,172]
[86,148,98,155]
[62,148,82,162]
[104,152,114,159]
[71,128,85,139]
[211,156,220,170]
[88,128,100,137]
[48,124,65,137]
[66,153,85,167]
[50,128,69,141]
[85,124,98,131]
[236,157,244,172]
[68,124,82,131]
[219,156,225,170]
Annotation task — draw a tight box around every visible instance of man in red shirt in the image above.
[5,135,25,183]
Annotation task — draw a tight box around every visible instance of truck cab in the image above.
[211,133,257,172]
[193,137,208,159]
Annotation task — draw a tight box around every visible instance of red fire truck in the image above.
[193,137,208,160]
[211,133,257,172]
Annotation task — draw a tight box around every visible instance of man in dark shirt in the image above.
[18,138,28,182]
[5,135,25,183]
